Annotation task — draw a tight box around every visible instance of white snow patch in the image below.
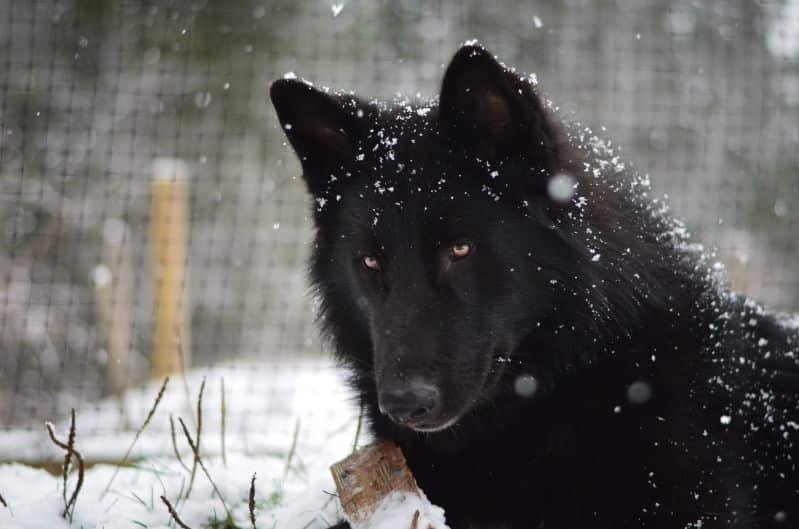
[767,0,799,58]
[356,491,449,529]
[0,361,364,529]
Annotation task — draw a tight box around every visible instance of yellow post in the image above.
[149,158,190,379]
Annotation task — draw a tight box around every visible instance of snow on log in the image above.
[330,441,449,529]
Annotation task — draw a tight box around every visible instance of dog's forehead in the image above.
[360,104,437,171]
[334,100,513,239]
[347,105,446,201]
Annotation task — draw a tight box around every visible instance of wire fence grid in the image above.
[0,0,797,436]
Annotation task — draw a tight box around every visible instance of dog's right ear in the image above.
[270,79,365,196]
[438,43,558,170]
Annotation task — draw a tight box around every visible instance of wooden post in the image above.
[149,158,190,379]
[92,218,133,396]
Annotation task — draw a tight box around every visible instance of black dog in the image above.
[271,43,798,528]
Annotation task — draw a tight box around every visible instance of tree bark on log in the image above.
[330,441,420,525]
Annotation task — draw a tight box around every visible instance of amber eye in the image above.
[450,242,473,261]
[362,255,381,271]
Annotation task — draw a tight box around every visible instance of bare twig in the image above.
[283,418,301,483]
[220,377,227,467]
[169,414,191,472]
[160,495,193,529]
[0,492,7,508]
[410,509,420,529]
[101,377,169,499]
[177,417,231,519]
[249,473,257,529]
[63,409,76,506]
[45,410,85,521]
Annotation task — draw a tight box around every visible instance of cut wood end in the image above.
[330,440,420,524]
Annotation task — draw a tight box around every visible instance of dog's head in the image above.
[271,44,599,432]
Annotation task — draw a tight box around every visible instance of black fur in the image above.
[271,44,799,529]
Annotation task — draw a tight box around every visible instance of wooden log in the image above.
[330,441,420,526]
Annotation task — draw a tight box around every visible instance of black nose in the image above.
[378,381,441,425]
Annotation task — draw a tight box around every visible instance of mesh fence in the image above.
[0,0,797,433]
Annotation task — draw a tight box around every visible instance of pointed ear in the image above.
[270,79,365,195]
[438,44,557,165]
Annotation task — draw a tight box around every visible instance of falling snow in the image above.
[514,374,539,398]
[547,173,577,203]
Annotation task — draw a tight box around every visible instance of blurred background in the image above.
[0,0,797,432]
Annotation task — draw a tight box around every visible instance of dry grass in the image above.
[221,377,228,467]
[161,495,193,529]
[101,376,170,499]
[249,473,257,529]
[282,419,301,484]
[177,416,232,520]
[25,369,331,529]
[353,398,365,453]
[182,377,206,502]
[170,414,191,472]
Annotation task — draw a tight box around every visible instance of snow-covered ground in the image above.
[0,360,368,529]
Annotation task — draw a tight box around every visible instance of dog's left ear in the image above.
[270,79,367,196]
[439,44,557,165]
